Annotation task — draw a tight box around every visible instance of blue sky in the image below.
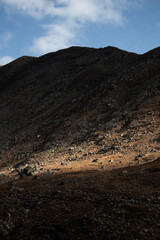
[0,0,160,65]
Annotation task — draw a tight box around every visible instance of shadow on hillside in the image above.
[1,157,160,240]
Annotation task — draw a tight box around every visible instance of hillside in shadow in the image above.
[0,46,159,239]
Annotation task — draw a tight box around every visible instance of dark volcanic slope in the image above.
[0,46,160,240]
[0,46,159,166]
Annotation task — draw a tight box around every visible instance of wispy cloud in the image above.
[0,32,12,48]
[0,0,142,54]
[30,20,78,53]
[0,0,55,19]
[0,31,13,64]
[0,56,14,65]
[30,0,128,54]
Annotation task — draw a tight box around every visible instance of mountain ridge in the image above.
[0,45,159,166]
[0,45,159,240]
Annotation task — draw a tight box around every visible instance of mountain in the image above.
[0,46,159,240]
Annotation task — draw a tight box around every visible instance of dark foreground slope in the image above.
[0,46,160,240]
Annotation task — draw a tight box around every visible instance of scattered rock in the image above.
[150,149,157,152]
[92,159,98,163]
[61,162,68,166]
[18,166,37,178]
[24,209,29,215]
[101,166,106,170]
[109,160,114,163]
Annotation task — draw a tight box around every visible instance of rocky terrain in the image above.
[0,46,159,239]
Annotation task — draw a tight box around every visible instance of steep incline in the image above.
[0,46,160,240]
[0,46,159,168]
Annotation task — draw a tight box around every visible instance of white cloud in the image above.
[30,21,77,53]
[29,0,130,54]
[0,32,12,48]
[0,56,14,65]
[0,0,56,19]
[0,0,142,54]
[0,0,127,22]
